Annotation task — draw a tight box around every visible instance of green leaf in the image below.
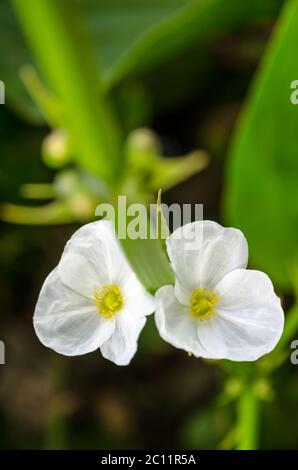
[224,0,298,290]
[0,0,41,122]
[156,189,170,245]
[12,0,122,186]
[120,237,174,293]
[2,0,282,121]
[90,0,283,87]
[83,0,189,85]
[110,187,173,292]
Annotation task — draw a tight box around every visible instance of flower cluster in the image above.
[34,220,284,365]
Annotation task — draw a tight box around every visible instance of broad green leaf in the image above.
[224,0,298,290]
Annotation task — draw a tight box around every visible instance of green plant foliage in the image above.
[0,1,41,122]
[2,0,298,453]
[224,0,298,290]
[12,0,123,185]
[120,237,174,293]
[88,0,283,87]
[1,0,282,121]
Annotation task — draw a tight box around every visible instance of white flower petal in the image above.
[155,285,207,357]
[99,275,154,365]
[58,253,99,299]
[174,279,192,305]
[59,220,132,297]
[100,309,147,366]
[195,269,284,361]
[122,274,155,317]
[34,268,115,356]
[167,220,248,290]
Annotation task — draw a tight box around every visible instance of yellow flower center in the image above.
[190,288,220,321]
[94,284,123,318]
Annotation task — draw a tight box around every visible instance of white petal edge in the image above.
[166,220,248,296]
[122,273,155,318]
[34,268,115,356]
[154,285,208,357]
[100,310,147,366]
[58,220,133,298]
[99,274,155,365]
[195,269,284,361]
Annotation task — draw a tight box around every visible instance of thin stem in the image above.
[20,183,55,199]
[236,388,259,450]
[19,64,62,127]
[0,201,75,224]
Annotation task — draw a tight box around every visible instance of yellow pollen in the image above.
[190,287,220,321]
[94,284,123,318]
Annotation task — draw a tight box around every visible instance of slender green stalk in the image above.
[236,388,259,450]
[12,0,122,186]
[20,183,55,199]
[19,64,62,127]
[0,201,75,224]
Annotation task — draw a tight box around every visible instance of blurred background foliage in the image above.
[1,0,298,450]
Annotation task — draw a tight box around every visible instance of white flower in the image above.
[34,220,154,366]
[155,220,284,361]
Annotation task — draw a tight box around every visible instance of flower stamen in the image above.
[190,287,220,321]
[94,284,123,318]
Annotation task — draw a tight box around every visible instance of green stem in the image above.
[20,183,55,199]
[236,388,259,450]
[19,64,62,127]
[0,201,75,224]
[12,0,122,186]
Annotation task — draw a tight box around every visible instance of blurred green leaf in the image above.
[224,0,298,290]
[2,0,282,121]
[83,0,189,86]
[0,0,41,122]
[120,237,174,293]
[12,0,122,186]
[156,189,170,246]
[83,0,283,87]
